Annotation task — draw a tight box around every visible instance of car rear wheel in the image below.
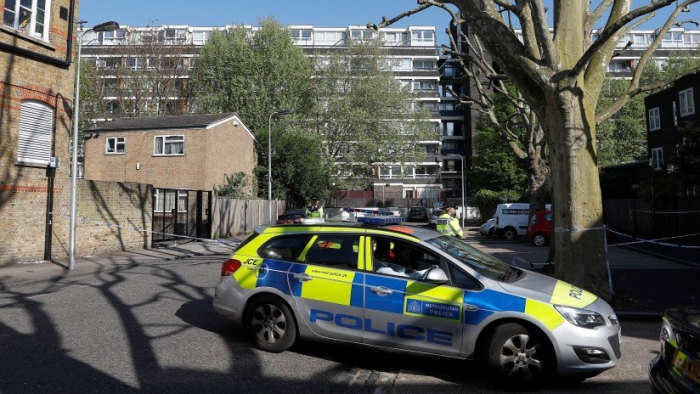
[245,295,297,353]
[502,227,517,241]
[532,233,547,247]
[486,323,550,386]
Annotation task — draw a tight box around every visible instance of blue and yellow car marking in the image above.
[233,255,292,294]
[462,289,566,329]
[288,263,364,308]
[404,281,463,323]
[365,275,409,314]
[550,280,597,308]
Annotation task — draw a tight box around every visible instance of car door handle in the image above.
[293,273,312,282]
[370,286,392,296]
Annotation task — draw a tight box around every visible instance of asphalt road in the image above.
[0,252,662,393]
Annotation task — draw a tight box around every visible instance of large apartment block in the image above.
[79,24,452,204]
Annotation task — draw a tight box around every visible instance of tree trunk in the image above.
[543,91,612,300]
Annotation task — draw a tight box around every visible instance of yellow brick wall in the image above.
[0,0,77,266]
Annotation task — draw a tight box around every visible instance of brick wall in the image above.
[0,0,78,266]
[55,179,153,258]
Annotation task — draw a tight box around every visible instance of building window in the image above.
[291,29,312,44]
[412,81,436,91]
[17,100,53,166]
[105,137,125,154]
[383,31,406,46]
[651,147,664,171]
[154,135,184,155]
[413,60,435,70]
[192,30,211,45]
[314,31,345,46]
[101,29,125,44]
[3,0,50,40]
[679,88,695,117]
[411,30,434,44]
[154,189,187,213]
[648,107,660,131]
[379,165,403,179]
[350,29,375,42]
[392,59,412,71]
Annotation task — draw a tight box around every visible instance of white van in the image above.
[494,203,530,240]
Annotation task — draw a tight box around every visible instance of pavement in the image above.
[1,226,698,319]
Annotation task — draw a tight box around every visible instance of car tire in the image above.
[485,322,550,386]
[488,228,495,237]
[532,233,547,247]
[245,295,297,353]
[503,227,517,241]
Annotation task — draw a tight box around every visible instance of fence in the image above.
[603,197,700,245]
[211,197,285,238]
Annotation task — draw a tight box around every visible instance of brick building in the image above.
[83,113,256,191]
[0,0,78,265]
[0,4,155,267]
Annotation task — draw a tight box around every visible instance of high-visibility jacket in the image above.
[436,213,463,238]
[305,205,324,218]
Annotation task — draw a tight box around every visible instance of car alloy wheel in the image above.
[486,323,548,385]
[533,234,546,246]
[246,295,297,352]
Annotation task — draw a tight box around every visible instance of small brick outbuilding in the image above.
[84,113,256,192]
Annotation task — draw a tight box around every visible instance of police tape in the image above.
[55,214,240,247]
[606,229,700,249]
[553,226,606,233]
[631,209,700,214]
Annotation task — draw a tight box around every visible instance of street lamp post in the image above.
[69,21,120,271]
[268,109,292,224]
[446,154,466,229]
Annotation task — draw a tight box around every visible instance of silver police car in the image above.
[214,220,621,386]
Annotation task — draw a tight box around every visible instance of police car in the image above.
[213,217,621,385]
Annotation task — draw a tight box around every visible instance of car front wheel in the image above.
[486,323,550,386]
[532,233,547,246]
[245,295,297,353]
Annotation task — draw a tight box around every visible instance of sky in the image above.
[78,1,454,39]
[79,1,700,48]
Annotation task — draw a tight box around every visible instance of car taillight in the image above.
[221,259,242,276]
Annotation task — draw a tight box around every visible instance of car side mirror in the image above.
[423,266,449,284]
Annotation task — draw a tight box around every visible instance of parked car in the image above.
[479,216,496,237]
[427,208,443,229]
[275,209,306,225]
[494,203,530,240]
[213,218,621,386]
[649,306,700,394]
[526,210,615,246]
[407,206,431,222]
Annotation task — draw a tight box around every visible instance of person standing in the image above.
[305,196,324,218]
[436,205,463,238]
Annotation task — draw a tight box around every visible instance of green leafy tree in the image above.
[471,119,531,218]
[313,40,433,190]
[597,79,647,167]
[378,0,700,300]
[214,172,251,198]
[597,51,700,168]
[259,128,334,208]
[188,18,316,197]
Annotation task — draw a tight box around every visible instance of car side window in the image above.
[448,264,483,290]
[303,234,360,270]
[372,237,440,280]
[258,234,313,261]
